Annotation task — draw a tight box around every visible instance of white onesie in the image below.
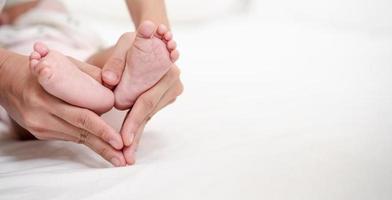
[0,0,103,137]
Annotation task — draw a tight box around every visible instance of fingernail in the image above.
[109,139,121,149]
[128,133,134,145]
[103,70,117,82]
[126,151,136,165]
[110,157,121,167]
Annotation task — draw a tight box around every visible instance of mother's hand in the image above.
[0,52,126,167]
[121,65,183,164]
[102,32,183,165]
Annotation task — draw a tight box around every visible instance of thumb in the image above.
[102,32,135,87]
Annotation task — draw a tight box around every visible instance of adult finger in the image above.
[150,80,183,117]
[30,119,125,167]
[49,114,126,167]
[32,130,77,142]
[52,102,123,150]
[20,106,80,142]
[123,80,183,163]
[83,132,127,167]
[120,66,180,146]
[123,120,148,165]
[102,32,135,87]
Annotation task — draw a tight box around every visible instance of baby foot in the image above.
[29,42,114,114]
[114,21,179,110]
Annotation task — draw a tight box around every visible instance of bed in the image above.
[1,0,391,199]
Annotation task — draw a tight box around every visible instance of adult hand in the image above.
[121,66,183,164]
[0,52,126,167]
[102,32,183,165]
[101,32,135,88]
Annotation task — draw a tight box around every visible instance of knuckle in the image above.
[76,111,90,128]
[96,127,108,140]
[98,146,111,159]
[26,97,39,108]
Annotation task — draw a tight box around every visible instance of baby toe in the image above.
[33,42,49,57]
[30,51,41,60]
[137,20,156,38]
[170,50,180,62]
[164,32,173,41]
[167,40,177,50]
[157,24,168,36]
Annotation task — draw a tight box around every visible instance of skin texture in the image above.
[100,0,172,88]
[88,31,183,165]
[0,0,183,166]
[27,21,180,165]
[114,21,178,110]
[121,65,183,164]
[29,42,114,114]
[98,0,184,165]
[0,50,126,167]
[114,21,179,149]
[97,34,183,165]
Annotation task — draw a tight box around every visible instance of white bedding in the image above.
[1,1,392,199]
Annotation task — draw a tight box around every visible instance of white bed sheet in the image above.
[1,1,392,200]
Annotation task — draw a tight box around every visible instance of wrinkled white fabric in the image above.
[0,0,102,60]
[0,0,103,138]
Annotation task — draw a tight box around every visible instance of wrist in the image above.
[0,50,29,106]
[127,0,170,29]
[0,49,13,102]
